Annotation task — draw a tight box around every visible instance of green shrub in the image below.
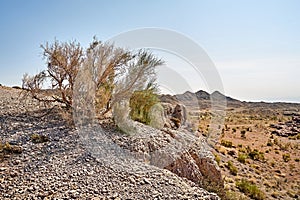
[237,153,247,164]
[248,149,264,161]
[236,179,265,200]
[221,140,233,148]
[129,88,159,125]
[226,160,238,176]
[214,153,221,166]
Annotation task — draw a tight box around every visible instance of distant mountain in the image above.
[162,90,239,102]
[159,89,242,109]
[195,90,210,100]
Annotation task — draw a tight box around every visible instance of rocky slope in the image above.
[0,86,220,199]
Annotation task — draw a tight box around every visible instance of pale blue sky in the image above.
[0,0,299,102]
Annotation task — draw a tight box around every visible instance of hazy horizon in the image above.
[1,0,299,103]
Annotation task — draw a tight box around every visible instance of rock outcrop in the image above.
[270,115,300,137]
[111,122,224,196]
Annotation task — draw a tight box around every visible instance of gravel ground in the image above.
[0,86,220,199]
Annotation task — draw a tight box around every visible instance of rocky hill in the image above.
[1,86,299,200]
[0,86,221,199]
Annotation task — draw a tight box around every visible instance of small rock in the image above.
[143,178,151,184]
[0,167,7,171]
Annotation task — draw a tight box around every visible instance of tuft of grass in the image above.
[248,149,264,161]
[237,153,247,164]
[225,190,248,200]
[226,160,238,176]
[0,142,22,154]
[221,140,233,148]
[236,179,265,200]
[214,153,221,166]
[282,153,291,162]
[30,134,49,143]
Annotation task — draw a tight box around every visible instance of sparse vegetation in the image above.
[195,103,300,200]
[30,134,49,143]
[248,148,264,161]
[0,142,22,155]
[236,179,265,200]
[221,140,233,148]
[237,153,247,164]
[214,153,221,166]
[282,153,291,162]
[226,160,238,176]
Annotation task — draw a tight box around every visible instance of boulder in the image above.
[161,103,187,130]
[148,103,165,129]
[165,137,224,195]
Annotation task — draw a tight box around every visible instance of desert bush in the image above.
[129,84,159,125]
[0,142,22,154]
[22,39,84,109]
[279,142,292,151]
[30,134,49,143]
[221,140,233,148]
[282,153,291,162]
[295,158,300,162]
[248,149,264,161]
[214,153,221,166]
[273,138,279,146]
[225,190,248,200]
[236,179,265,200]
[200,180,226,200]
[23,38,164,125]
[226,160,238,175]
[237,153,247,164]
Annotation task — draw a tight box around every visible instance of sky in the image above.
[0,0,299,102]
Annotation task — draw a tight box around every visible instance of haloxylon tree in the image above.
[22,37,164,120]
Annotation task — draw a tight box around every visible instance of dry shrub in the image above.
[22,37,164,127]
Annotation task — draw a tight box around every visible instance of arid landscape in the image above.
[196,92,300,199]
[1,1,300,200]
[1,85,299,200]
